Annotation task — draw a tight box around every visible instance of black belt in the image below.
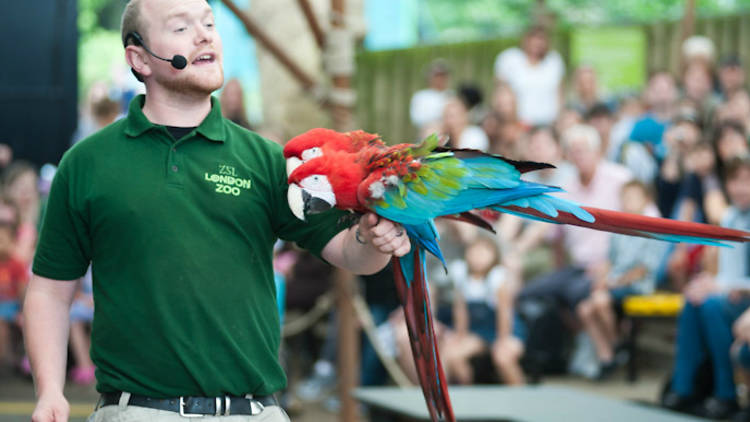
[99,392,278,417]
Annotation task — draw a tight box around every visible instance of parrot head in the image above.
[286,150,366,220]
[283,128,383,177]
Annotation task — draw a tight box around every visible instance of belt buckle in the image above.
[179,397,205,418]
[246,395,265,415]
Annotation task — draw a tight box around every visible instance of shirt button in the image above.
[171,165,178,172]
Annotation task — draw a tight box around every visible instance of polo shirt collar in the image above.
[124,94,226,142]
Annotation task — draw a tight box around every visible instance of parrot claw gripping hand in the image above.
[283,129,750,422]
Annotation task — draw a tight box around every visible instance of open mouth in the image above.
[192,53,216,65]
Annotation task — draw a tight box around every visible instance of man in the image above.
[409,59,452,135]
[25,1,409,421]
[494,25,565,126]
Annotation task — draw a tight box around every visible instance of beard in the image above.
[156,63,224,97]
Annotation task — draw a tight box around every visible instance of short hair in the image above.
[121,0,145,82]
[724,155,750,181]
[121,0,144,46]
[562,124,601,152]
[584,103,612,121]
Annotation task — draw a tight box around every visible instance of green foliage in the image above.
[421,0,750,42]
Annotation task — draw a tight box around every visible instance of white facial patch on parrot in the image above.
[286,156,303,177]
[385,175,399,186]
[299,175,337,207]
[301,147,323,161]
[369,181,385,199]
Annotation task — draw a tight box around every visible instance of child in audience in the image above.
[2,162,40,267]
[0,200,28,373]
[442,235,525,385]
[576,180,668,379]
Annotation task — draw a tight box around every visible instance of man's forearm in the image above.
[341,226,392,275]
[24,277,76,397]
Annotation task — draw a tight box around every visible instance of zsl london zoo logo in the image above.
[204,164,252,196]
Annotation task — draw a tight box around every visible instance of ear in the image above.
[125,46,152,79]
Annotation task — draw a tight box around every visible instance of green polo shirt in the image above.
[33,95,346,398]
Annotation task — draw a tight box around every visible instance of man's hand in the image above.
[31,392,69,422]
[357,213,411,257]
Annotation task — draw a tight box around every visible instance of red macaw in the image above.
[283,130,750,422]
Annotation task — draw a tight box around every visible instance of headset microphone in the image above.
[126,32,187,70]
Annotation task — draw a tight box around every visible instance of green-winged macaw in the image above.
[283,130,750,422]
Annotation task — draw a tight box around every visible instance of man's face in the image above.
[727,167,750,211]
[566,136,600,177]
[139,0,224,95]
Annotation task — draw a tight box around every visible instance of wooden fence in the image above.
[354,14,750,143]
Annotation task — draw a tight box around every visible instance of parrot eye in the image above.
[301,147,323,161]
[300,174,332,192]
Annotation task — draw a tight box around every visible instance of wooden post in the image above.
[328,3,359,421]
[220,0,317,90]
[681,0,696,42]
[296,0,326,49]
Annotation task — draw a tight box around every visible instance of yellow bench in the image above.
[621,292,683,381]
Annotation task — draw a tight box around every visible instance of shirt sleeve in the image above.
[32,159,92,281]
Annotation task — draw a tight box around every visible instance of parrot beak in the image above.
[287,183,336,221]
[286,157,303,177]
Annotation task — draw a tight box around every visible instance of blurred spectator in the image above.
[0,198,27,373]
[608,95,644,162]
[494,25,565,126]
[457,83,485,125]
[656,110,703,220]
[483,83,525,158]
[663,156,750,420]
[500,126,575,278]
[2,161,39,267]
[584,103,616,161]
[681,35,716,68]
[359,265,400,387]
[714,121,750,182]
[718,55,746,100]
[568,65,615,116]
[681,60,721,127]
[442,236,525,385]
[0,144,13,171]
[520,125,631,316]
[629,71,679,160]
[68,269,95,385]
[410,59,452,133]
[72,81,123,145]
[576,181,667,380]
[443,96,489,151]
[716,90,750,135]
[554,107,582,142]
[220,78,252,129]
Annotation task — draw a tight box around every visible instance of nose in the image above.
[195,24,213,45]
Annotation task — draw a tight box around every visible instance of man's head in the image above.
[122,0,223,96]
[562,124,601,179]
[645,70,678,111]
[719,55,745,96]
[725,156,750,211]
[426,59,450,91]
[522,25,549,60]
